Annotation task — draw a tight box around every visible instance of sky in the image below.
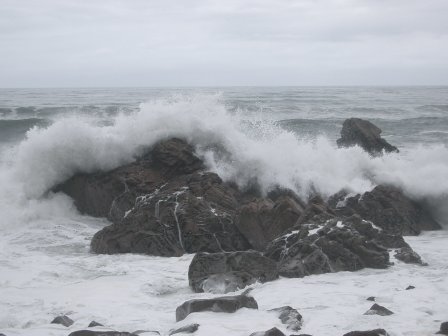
[1,0,448,87]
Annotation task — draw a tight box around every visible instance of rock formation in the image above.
[336,118,398,154]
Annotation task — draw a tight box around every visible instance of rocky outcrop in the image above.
[188,251,278,293]
[343,330,389,336]
[175,293,258,321]
[364,303,394,316]
[265,216,392,278]
[336,118,398,154]
[339,185,441,236]
[51,315,74,327]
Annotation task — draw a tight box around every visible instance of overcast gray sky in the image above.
[1,0,448,87]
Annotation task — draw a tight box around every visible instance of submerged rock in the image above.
[269,306,303,331]
[175,293,258,321]
[336,118,398,154]
[364,303,394,316]
[188,251,278,293]
[265,216,391,278]
[249,327,286,336]
[343,329,389,336]
[51,315,74,327]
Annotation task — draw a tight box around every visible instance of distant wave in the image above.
[0,118,51,142]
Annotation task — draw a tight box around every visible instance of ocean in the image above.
[0,87,447,336]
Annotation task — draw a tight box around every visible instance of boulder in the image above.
[265,216,391,278]
[336,118,398,154]
[188,251,278,293]
[366,296,375,301]
[249,327,286,336]
[394,247,426,265]
[342,185,441,236]
[269,306,302,331]
[405,285,415,290]
[175,293,258,322]
[88,321,104,327]
[343,330,389,336]
[169,323,199,335]
[51,315,74,327]
[437,322,448,335]
[68,332,137,336]
[363,304,394,316]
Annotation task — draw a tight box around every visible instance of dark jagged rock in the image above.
[265,216,391,278]
[336,118,398,154]
[88,321,104,327]
[367,296,376,301]
[249,327,286,336]
[188,251,278,293]
[405,285,415,290]
[90,171,251,256]
[51,315,74,327]
[364,303,394,316]
[341,185,441,236]
[235,195,304,251]
[343,329,389,336]
[69,332,137,336]
[169,323,199,335]
[269,306,302,331]
[150,138,204,175]
[437,322,448,335]
[175,293,258,321]
[394,247,426,265]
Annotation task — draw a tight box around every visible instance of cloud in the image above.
[1,0,447,86]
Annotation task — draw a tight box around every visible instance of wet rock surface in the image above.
[175,293,258,321]
[343,329,389,336]
[269,306,303,331]
[249,327,286,336]
[188,251,278,293]
[336,118,398,154]
[364,303,394,316]
[265,216,392,278]
[437,322,448,335]
[169,323,199,335]
[338,185,441,236]
[51,315,74,327]
[394,247,426,265]
[68,332,137,336]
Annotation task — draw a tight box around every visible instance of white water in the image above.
[0,93,447,336]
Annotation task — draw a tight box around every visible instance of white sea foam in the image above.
[4,94,448,220]
[0,93,448,336]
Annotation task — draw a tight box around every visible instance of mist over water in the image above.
[0,87,448,336]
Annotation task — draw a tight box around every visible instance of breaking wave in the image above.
[1,94,447,226]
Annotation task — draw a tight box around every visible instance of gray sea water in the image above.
[1,86,448,147]
[0,87,448,336]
